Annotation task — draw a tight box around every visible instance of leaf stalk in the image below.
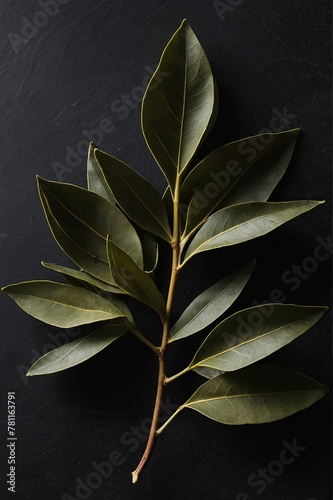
[156,405,184,435]
[164,366,190,384]
[131,328,160,355]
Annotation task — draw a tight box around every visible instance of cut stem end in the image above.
[131,471,139,484]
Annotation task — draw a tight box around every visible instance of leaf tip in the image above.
[180,18,192,33]
[36,175,47,189]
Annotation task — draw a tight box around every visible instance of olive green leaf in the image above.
[27,324,126,376]
[2,280,125,328]
[87,142,115,203]
[184,200,324,262]
[141,19,215,191]
[193,366,225,379]
[107,237,166,317]
[94,149,172,242]
[137,229,159,273]
[181,365,328,425]
[162,186,174,222]
[41,261,121,293]
[189,304,327,372]
[40,204,114,286]
[37,177,143,285]
[61,273,98,293]
[169,260,255,342]
[199,80,219,149]
[182,129,300,236]
[108,294,136,329]
[43,262,136,328]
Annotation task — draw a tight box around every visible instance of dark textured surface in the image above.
[0,1,331,499]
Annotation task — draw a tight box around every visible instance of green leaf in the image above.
[183,365,328,424]
[94,149,172,242]
[87,142,116,203]
[41,261,121,293]
[41,204,113,286]
[184,200,324,262]
[27,324,126,376]
[162,186,174,223]
[182,129,300,236]
[136,228,159,273]
[107,237,166,317]
[44,262,136,328]
[199,80,219,149]
[169,260,255,342]
[2,280,125,328]
[61,273,98,293]
[193,366,224,379]
[141,19,215,190]
[107,294,136,329]
[189,304,327,372]
[37,177,143,285]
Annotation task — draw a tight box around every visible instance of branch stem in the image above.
[131,175,181,484]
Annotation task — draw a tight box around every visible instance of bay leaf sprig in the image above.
[2,19,328,485]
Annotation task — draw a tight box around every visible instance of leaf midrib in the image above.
[32,329,122,371]
[191,203,298,255]
[44,196,109,266]
[105,161,170,237]
[184,133,285,212]
[184,140,296,237]
[15,291,123,316]
[176,28,188,172]
[186,388,323,406]
[192,315,315,368]
[46,188,107,243]
[171,277,239,339]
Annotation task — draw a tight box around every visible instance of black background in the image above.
[0,1,331,499]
